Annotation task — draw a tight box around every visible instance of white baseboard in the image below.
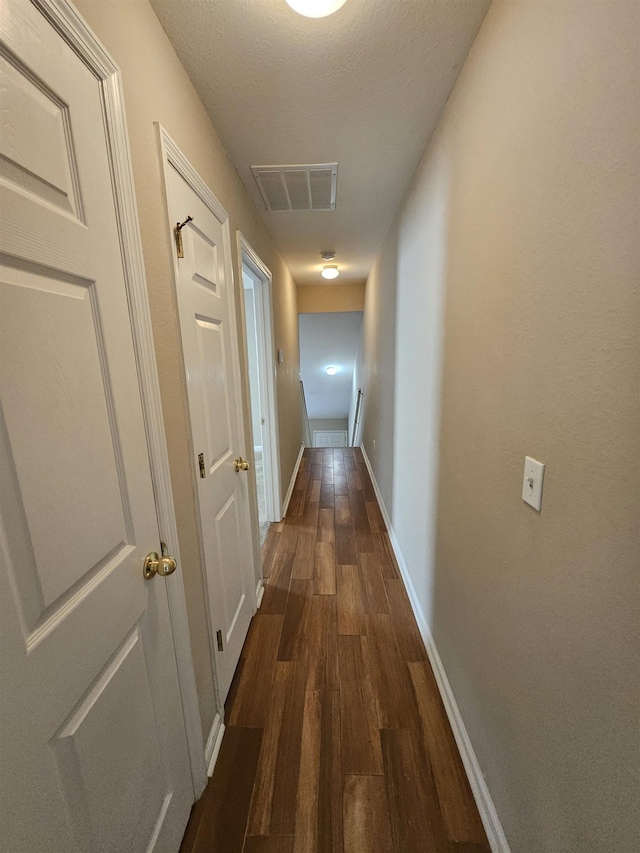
[256,578,265,609]
[360,444,510,853]
[281,443,304,519]
[204,712,225,778]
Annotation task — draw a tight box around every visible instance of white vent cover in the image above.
[251,163,338,211]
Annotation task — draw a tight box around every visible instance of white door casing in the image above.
[158,128,256,703]
[0,1,202,850]
[238,235,282,524]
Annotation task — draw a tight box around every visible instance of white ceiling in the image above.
[151,0,490,287]
[299,312,362,419]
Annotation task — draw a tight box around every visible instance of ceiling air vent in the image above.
[251,163,338,211]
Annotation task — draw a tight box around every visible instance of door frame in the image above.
[156,125,258,727]
[36,0,208,797]
[237,235,283,525]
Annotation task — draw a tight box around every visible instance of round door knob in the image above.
[143,551,178,579]
[233,457,251,473]
[157,556,177,576]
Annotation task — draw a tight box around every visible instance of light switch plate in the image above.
[522,456,545,511]
[277,349,284,363]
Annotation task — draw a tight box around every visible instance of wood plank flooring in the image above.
[180,447,489,853]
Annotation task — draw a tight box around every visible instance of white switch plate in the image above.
[522,456,545,511]
[277,349,284,363]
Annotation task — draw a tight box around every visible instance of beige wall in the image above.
[361,2,639,851]
[297,282,365,313]
[76,0,301,740]
[359,221,399,506]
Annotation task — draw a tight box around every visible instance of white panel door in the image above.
[0,3,192,851]
[164,153,255,702]
[313,430,348,447]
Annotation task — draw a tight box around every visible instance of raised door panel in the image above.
[1,269,129,627]
[51,629,169,853]
[0,53,82,218]
[314,431,348,448]
[214,493,247,645]
[195,315,233,474]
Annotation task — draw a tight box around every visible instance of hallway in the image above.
[181,447,489,853]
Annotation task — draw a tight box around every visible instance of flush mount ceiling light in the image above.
[320,250,339,279]
[325,366,339,376]
[285,0,347,18]
[321,264,339,280]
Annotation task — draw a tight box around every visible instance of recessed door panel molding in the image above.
[194,313,233,473]
[313,430,348,447]
[159,125,256,704]
[51,627,169,852]
[213,493,246,642]
[190,225,219,294]
[1,271,132,613]
[0,49,84,219]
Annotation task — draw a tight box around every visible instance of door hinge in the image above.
[198,452,206,478]
[216,630,224,652]
[174,215,193,259]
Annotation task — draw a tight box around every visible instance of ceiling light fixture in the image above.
[285,0,347,19]
[321,264,339,280]
[325,366,338,375]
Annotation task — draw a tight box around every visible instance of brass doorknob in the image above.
[233,457,250,473]
[143,551,178,580]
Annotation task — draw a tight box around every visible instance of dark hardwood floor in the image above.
[180,447,490,853]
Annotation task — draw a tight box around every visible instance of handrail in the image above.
[351,388,363,446]
[300,379,312,447]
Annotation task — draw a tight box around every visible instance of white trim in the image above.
[204,713,225,778]
[360,444,510,853]
[281,443,305,518]
[237,234,283,521]
[256,579,265,609]
[36,0,207,798]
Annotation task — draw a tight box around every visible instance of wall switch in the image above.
[277,349,284,363]
[522,456,545,511]
[373,439,376,453]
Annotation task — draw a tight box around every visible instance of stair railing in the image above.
[300,380,312,447]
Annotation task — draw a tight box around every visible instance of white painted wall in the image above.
[309,418,348,434]
[298,311,362,420]
[359,3,639,851]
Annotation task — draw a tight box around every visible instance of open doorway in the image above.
[239,238,282,545]
[298,311,363,447]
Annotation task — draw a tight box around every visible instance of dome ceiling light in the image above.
[322,265,339,280]
[285,0,347,19]
[321,250,339,280]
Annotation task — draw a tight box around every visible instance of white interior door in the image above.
[240,243,282,527]
[313,430,348,447]
[162,141,256,702]
[0,3,193,850]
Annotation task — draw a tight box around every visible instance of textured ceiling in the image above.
[299,312,362,419]
[151,0,490,286]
